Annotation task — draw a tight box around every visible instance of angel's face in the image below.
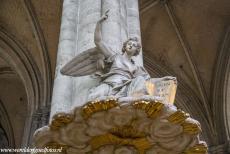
[125,40,139,56]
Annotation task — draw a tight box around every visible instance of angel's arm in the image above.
[135,66,151,80]
[94,11,114,58]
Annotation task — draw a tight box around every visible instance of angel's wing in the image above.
[60,47,105,77]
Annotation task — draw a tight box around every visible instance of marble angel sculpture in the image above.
[61,11,177,103]
[34,12,207,154]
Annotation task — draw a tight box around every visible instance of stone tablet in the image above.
[146,77,177,104]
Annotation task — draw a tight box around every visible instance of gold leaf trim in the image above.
[50,113,74,130]
[81,99,119,119]
[133,101,164,118]
[184,143,208,154]
[167,110,190,124]
[90,133,152,154]
[167,110,201,134]
[182,122,201,135]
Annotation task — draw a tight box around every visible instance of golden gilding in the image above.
[89,133,152,154]
[133,101,164,118]
[182,122,201,135]
[184,143,208,154]
[81,99,119,119]
[50,113,74,130]
[167,110,190,124]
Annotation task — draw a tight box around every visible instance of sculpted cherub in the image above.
[61,11,176,101]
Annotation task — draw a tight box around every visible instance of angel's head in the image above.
[122,37,141,57]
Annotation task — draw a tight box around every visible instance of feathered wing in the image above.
[60,47,106,77]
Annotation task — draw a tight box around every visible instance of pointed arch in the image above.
[0,27,45,146]
[211,27,230,144]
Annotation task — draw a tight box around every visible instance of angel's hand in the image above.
[99,10,109,22]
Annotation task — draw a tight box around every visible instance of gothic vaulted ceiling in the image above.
[0,0,63,147]
[0,0,229,151]
[140,0,230,148]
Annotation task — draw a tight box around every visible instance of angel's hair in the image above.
[122,37,141,56]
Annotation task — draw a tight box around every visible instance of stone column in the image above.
[126,0,143,66]
[49,0,78,119]
[101,0,142,65]
[50,0,142,119]
[72,0,101,106]
[29,107,50,145]
[101,0,122,53]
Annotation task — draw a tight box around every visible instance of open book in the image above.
[145,77,177,104]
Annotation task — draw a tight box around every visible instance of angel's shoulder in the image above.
[105,52,120,62]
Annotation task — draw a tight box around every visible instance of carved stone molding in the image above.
[0,100,15,148]
[22,0,52,108]
[0,67,15,75]
[162,0,210,118]
[140,0,160,14]
[211,27,230,144]
[29,106,50,145]
[0,27,47,147]
[209,142,229,154]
